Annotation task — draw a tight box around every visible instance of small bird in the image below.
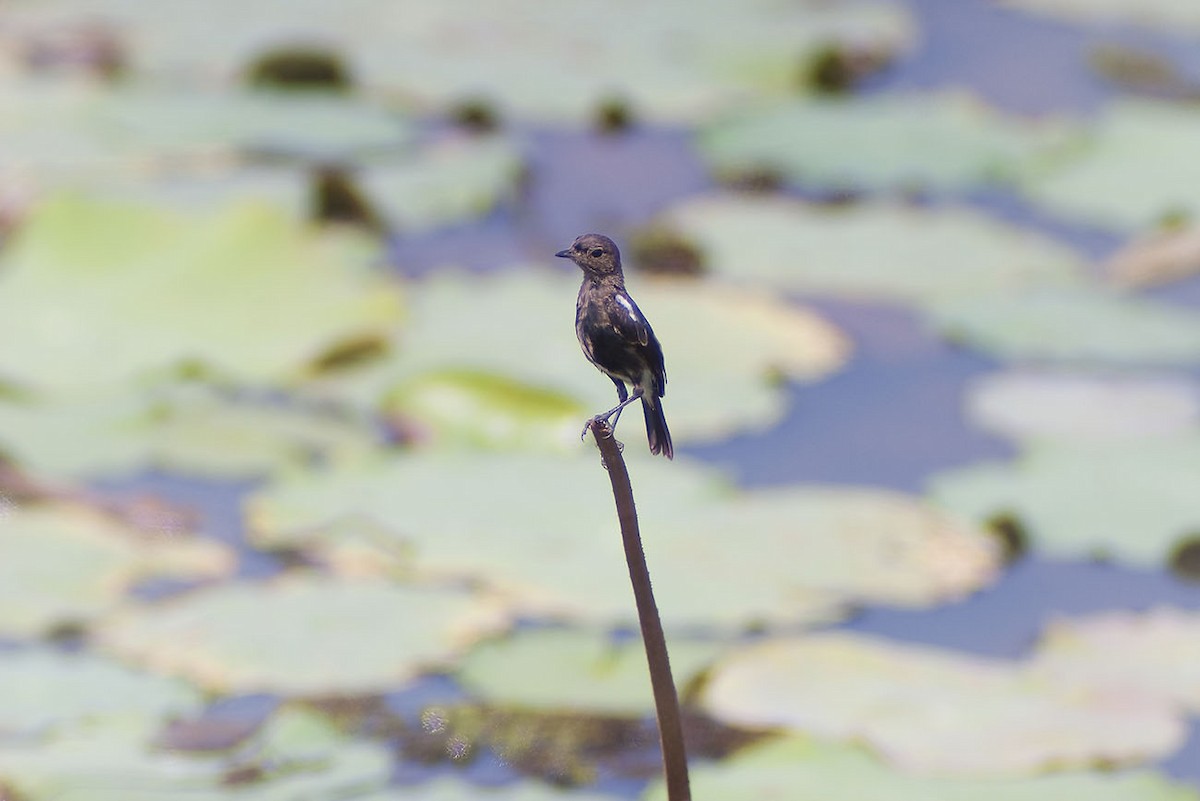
[556,233,673,459]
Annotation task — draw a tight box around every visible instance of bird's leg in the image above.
[607,377,629,427]
[598,387,642,425]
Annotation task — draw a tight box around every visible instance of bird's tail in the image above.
[642,397,673,459]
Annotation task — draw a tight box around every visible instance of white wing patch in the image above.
[616,294,639,321]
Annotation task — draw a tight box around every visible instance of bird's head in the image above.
[555,233,622,277]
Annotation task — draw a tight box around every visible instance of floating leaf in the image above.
[312,268,849,444]
[456,628,725,714]
[246,451,999,630]
[0,707,393,801]
[928,437,1200,566]
[1031,608,1200,714]
[94,573,512,694]
[0,383,381,480]
[0,502,233,637]
[997,0,1200,34]
[644,735,1200,801]
[657,194,1084,306]
[965,370,1200,444]
[0,195,401,393]
[6,0,914,122]
[700,633,1183,776]
[928,288,1200,366]
[356,777,623,801]
[0,649,203,736]
[699,92,1071,192]
[1104,223,1200,287]
[1020,100,1200,231]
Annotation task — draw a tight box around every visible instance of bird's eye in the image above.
[590,248,604,258]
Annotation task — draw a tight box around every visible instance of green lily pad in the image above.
[699,633,1183,776]
[643,735,1200,801]
[6,0,914,122]
[927,436,1200,566]
[1031,608,1200,714]
[312,268,849,445]
[0,383,381,480]
[998,0,1200,34]
[928,288,1200,366]
[699,92,1071,192]
[456,628,725,714]
[1020,100,1200,231]
[0,195,401,393]
[0,502,234,637]
[357,777,623,801]
[94,573,512,694]
[965,370,1200,444]
[246,451,1000,630]
[657,194,1084,306]
[1104,223,1200,288]
[0,649,203,736]
[0,707,394,801]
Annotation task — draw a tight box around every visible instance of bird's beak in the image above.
[554,249,572,259]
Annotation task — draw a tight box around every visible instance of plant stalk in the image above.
[587,417,691,800]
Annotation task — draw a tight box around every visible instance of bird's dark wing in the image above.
[610,291,650,347]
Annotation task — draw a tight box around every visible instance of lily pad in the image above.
[0,648,203,736]
[0,707,394,801]
[998,0,1200,34]
[643,735,1200,801]
[246,451,999,630]
[0,195,401,393]
[927,436,1200,566]
[657,193,1084,306]
[965,370,1200,444]
[698,92,1071,192]
[0,383,382,480]
[94,573,512,694]
[928,288,1200,366]
[357,777,623,801]
[699,632,1184,776]
[1031,608,1200,713]
[1020,100,1200,231]
[313,268,850,444]
[456,628,725,714]
[0,502,233,637]
[6,0,915,122]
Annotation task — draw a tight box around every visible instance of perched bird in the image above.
[556,233,673,459]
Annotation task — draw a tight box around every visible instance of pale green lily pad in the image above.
[928,436,1200,566]
[699,92,1071,192]
[312,268,849,445]
[246,451,1000,630]
[929,288,1200,366]
[1104,224,1200,288]
[0,383,381,480]
[0,195,401,393]
[0,502,234,637]
[0,649,203,736]
[358,777,622,801]
[700,633,1183,776]
[1020,100,1200,231]
[456,628,725,714]
[998,0,1200,34]
[0,707,394,801]
[6,0,914,122]
[1031,608,1200,714]
[643,736,1200,801]
[657,194,1084,306]
[94,573,512,694]
[965,370,1200,444]
[384,370,585,451]
[355,136,524,231]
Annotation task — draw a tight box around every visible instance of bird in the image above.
[556,233,673,459]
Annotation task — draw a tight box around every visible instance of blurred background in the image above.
[3,0,1200,798]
